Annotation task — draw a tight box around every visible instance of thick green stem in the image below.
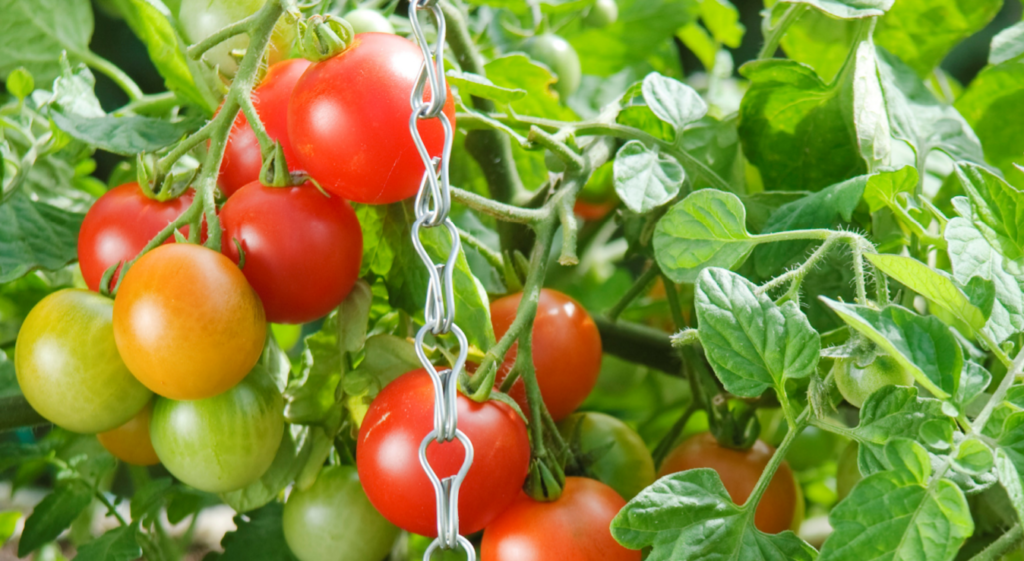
[746,407,809,509]
[187,13,261,60]
[972,338,1024,433]
[607,265,660,320]
[968,524,1024,561]
[758,4,807,60]
[452,186,546,224]
[594,317,682,374]
[80,49,144,101]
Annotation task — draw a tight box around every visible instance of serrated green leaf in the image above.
[954,437,994,476]
[995,449,1024,526]
[221,425,312,513]
[354,203,405,277]
[0,0,93,87]
[821,300,962,399]
[954,162,1024,262]
[876,49,985,166]
[864,253,987,332]
[74,526,142,561]
[215,503,299,561]
[754,174,867,276]
[284,315,345,426]
[18,482,93,556]
[447,70,527,104]
[696,268,820,397]
[641,73,707,132]
[337,280,372,354]
[49,111,199,156]
[484,54,575,120]
[612,140,684,214]
[769,1,858,83]
[129,478,173,522]
[820,439,972,561]
[0,191,85,283]
[611,469,817,560]
[345,334,421,399]
[851,386,956,475]
[874,0,1001,78]
[779,0,891,19]
[653,189,755,283]
[700,0,744,47]
[997,412,1024,479]
[862,165,917,213]
[990,22,1024,66]
[955,361,991,411]
[955,60,1024,185]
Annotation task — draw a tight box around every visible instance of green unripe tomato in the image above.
[283,465,400,561]
[785,424,838,471]
[558,412,656,500]
[835,355,914,408]
[836,441,861,501]
[523,34,582,101]
[584,0,618,27]
[15,289,152,433]
[344,8,395,35]
[150,365,284,493]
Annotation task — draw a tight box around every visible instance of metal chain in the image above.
[408,1,475,559]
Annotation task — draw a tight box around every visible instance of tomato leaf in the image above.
[821,299,962,400]
[955,60,1024,184]
[0,0,94,87]
[954,163,1024,262]
[876,49,986,166]
[641,73,707,133]
[995,448,1024,528]
[695,268,820,398]
[862,165,916,213]
[49,111,200,156]
[0,191,85,284]
[653,189,755,283]
[611,469,817,560]
[74,526,142,561]
[864,253,988,332]
[221,424,313,513]
[821,439,973,561]
[446,70,527,104]
[612,140,684,214]
[699,0,744,48]
[875,0,1001,78]
[778,0,891,19]
[0,511,20,546]
[990,22,1024,66]
[955,362,991,411]
[995,412,1024,480]
[484,54,575,120]
[18,481,93,556]
[213,503,299,561]
[285,313,346,426]
[945,217,1024,344]
[754,174,867,276]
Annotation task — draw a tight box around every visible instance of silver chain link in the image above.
[408,1,475,559]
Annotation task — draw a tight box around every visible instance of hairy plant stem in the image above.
[968,524,1024,561]
[746,407,809,511]
[758,4,808,60]
[607,265,661,320]
[79,49,144,101]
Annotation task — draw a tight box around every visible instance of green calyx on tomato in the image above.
[283,465,400,561]
[522,34,582,101]
[835,354,914,408]
[558,412,655,500]
[298,14,355,62]
[150,364,285,493]
[15,289,153,434]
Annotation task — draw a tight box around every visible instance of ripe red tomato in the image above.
[219,58,311,197]
[287,33,456,204]
[113,243,266,400]
[97,401,160,466]
[356,369,530,537]
[573,199,616,221]
[77,183,194,292]
[490,289,602,421]
[658,432,799,534]
[220,181,363,324]
[480,477,639,561]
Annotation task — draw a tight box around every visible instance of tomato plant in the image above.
[490,288,602,421]
[283,465,400,561]
[150,365,284,493]
[220,180,363,323]
[659,432,799,534]
[288,33,456,204]
[356,369,531,537]
[5,0,1024,559]
[219,58,311,196]
[77,182,194,291]
[480,477,639,561]
[113,243,267,400]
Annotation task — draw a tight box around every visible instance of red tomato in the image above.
[480,477,639,561]
[220,181,363,324]
[219,58,311,196]
[658,432,799,534]
[356,369,530,537]
[287,33,456,204]
[490,289,602,421]
[573,199,616,221]
[77,183,193,292]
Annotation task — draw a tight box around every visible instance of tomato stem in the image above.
[744,407,809,514]
[968,523,1023,561]
[186,12,263,61]
[757,3,808,60]
[606,264,660,321]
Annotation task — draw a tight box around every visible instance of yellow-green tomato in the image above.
[835,355,914,408]
[523,34,582,100]
[283,465,400,561]
[584,0,618,27]
[558,412,655,500]
[15,289,152,433]
[344,9,395,34]
[150,365,284,493]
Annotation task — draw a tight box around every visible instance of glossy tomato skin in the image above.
[835,355,914,407]
[522,34,582,100]
[491,289,602,421]
[113,244,266,400]
[288,33,456,204]
[480,477,639,561]
[283,465,400,561]
[77,183,194,292]
[558,412,655,500]
[659,432,798,534]
[15,289,152,433]
[220,181,363,323]
[356,369,530,537]
[150,365,284,493]
[98,401,160,466]
[219,59,311,196]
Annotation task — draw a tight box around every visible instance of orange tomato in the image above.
[97,401,160,466]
